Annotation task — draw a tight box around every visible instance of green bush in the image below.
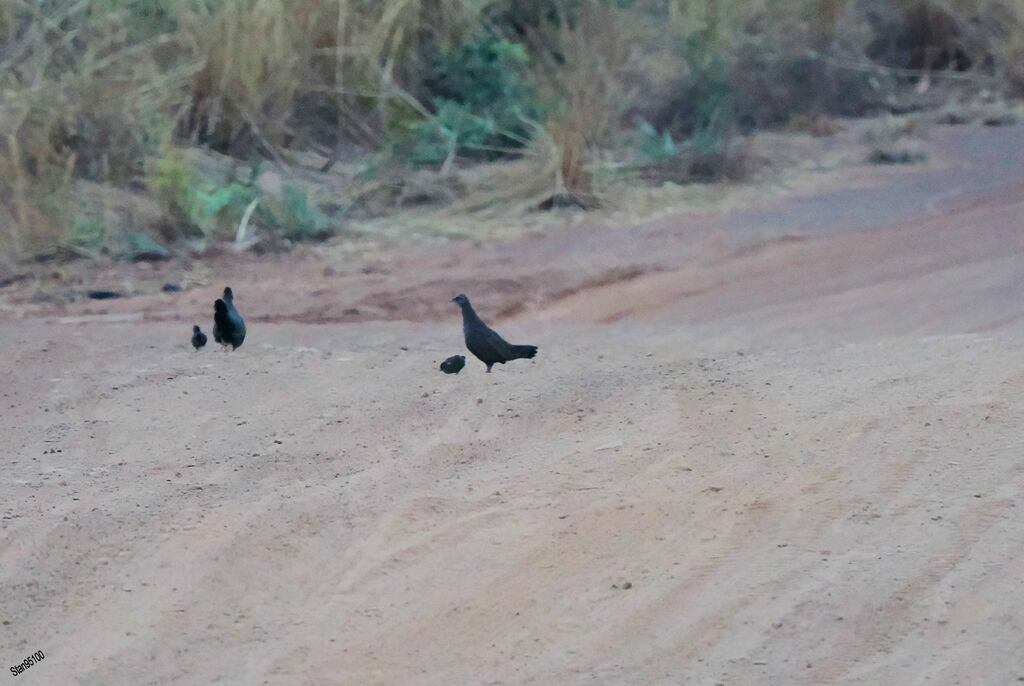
[150,151,333,241]
[633,118,680,166]
[271,184,330,241]
[120,231,170,260]
[150,152,200,232]
[680,28,735,157]
[399,34,545,165]
[405,101,498,165]
[191,172,260,238]
[151,152,259,238]
[64,217,109,258]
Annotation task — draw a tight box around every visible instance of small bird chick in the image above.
[439,354,466,375]
[191,325,207,351]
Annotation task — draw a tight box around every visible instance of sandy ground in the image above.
[3,124,1024,685]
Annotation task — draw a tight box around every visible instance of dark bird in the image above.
[439,354,466,375]
[191,325,207,351]
[452,293,537,372]
[213,286,246,350]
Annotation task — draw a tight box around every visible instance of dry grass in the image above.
[0,1,195,255]
[175,0,475,153]
[1,0,1023,259]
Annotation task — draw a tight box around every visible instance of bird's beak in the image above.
[451,297,458,302]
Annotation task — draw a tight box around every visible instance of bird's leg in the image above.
[486,364,493,373]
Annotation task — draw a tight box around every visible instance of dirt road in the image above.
[3,124,1024,685]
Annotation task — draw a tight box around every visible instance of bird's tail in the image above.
[511,344,538,360]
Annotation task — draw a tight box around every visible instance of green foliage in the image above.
[151,153,260,238]
[272,184,330,241]
[120,231,170,260]
[867,147,928,165]
[406,102,497,165]
[634,119,680,165]
[427,36,534,119]
[681,26,736,156]
[192,171,260,237]
[149,151,332,241]
[88,0,178,39]
[64,218,109,257]
[151,152,199,230]
[399,34,544,165]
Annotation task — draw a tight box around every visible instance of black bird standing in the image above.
[439,354,466,375]
[452,293,537,372]
[191,325,207,351]
[212,286,246,350]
